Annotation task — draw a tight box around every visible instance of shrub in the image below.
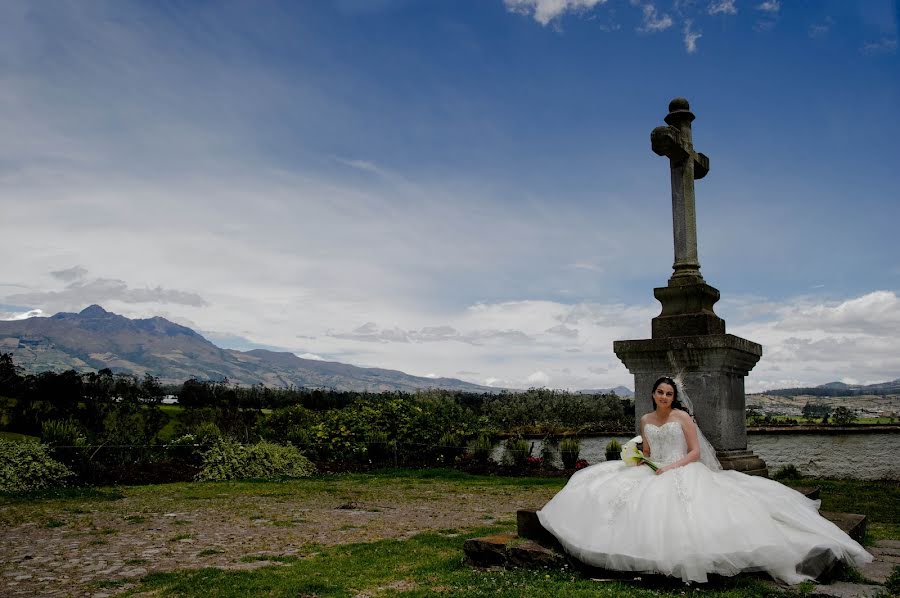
[560,438,580,469]
[574,459,589,470]
[883,565,900,597]
[193,421,223,444]
[366,430,391,463]
[436,432,465,465]
[773,464,802,480]
[0,439,73,493]
[605,439,622,461]
[832,406,856,426]
[503,437,530,467]
[539,435,558,468]
[526,455,544,469]
[40,419,89,473]
[196,439,316,482]
[470,435,494,464]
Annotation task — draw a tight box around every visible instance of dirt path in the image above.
[0,475,560,597]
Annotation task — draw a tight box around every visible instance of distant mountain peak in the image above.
[80,304,111,317]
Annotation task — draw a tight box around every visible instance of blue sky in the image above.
[1,0,898,391]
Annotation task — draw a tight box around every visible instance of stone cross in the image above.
[651,97,710,284]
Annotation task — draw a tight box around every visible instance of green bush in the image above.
[366,430,391,463]
[883,565,900,597]
[539,435,558,467]
[560,438,580,469]
[773,464,802,480]
[832,406,856,426]
[481,389,633,435]
[196,439,315,481]
[605,438,622,461]
[469,435,494,464]
[193,421,223,444]
[503,437,530,467]
[0,439,73,493]
[436,432,464,465]
[40,419,89,472]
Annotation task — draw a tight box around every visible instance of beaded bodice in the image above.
[645,421,688,466]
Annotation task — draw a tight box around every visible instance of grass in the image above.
[0,430,39,441]
[781,477,900,541]
[123,528,789,598]
[2,469,895,597]
[750,416,897,425]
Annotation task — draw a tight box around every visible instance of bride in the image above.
[537,376,873,584]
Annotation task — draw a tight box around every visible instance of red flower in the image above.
[574,459,589,470]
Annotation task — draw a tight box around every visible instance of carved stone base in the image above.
[652,281,725,338]
[717,449,768,477]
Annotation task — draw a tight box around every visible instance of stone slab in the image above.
[788,485,821,500]
[463,533,567,569]
[858,539,900,584]
[516,510,562,551]
[462,534,516,567]
[809,581,883,598]
[820,512,867,544]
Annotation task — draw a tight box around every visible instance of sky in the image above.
[1,0,898,393]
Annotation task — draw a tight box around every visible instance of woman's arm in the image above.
[655,413,700,475]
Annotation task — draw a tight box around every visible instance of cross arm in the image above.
[651,126,710,179]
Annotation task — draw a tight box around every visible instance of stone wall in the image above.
[493,431,899,480]
[748,432,898,480]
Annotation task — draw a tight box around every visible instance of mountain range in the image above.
[0,305,494,393]
[761,379,900,397]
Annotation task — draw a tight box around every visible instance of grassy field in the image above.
[752,415,897,425]
[1,469,896,597]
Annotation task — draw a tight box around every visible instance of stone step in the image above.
[788,484,821,500]
[462,533,567,569]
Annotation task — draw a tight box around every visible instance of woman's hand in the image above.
[655,464,673,475]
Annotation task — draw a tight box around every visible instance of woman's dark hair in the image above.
[651,376,688,412]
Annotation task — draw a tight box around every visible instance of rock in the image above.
[463,534,515,567]
[810,581,883,597]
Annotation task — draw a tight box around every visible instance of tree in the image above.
[831,406,856,426]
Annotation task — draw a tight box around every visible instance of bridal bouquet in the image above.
[620,436,658,471]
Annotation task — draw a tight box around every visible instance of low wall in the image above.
[493,428,899,480]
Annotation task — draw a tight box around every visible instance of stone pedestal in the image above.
[613,334,768,476]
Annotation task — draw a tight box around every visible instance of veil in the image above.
[671,373,722,471]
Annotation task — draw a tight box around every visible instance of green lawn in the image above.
[3,469,891,597]
[0,430,38,442]
[124,530,791,598]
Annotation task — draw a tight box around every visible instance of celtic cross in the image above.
[651,97,710,284]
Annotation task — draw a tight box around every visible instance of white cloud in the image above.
[6,274,209,311]
[638,3,673,32]
[504,0,608,26]
[708,0,737,16]
[297,352,325,361]
[683,20,702,53]
[729,291,900,392]
[808,17,833,39]
[755,0,779,13]
[334,157,385,175]
[527,370,551,385]
[0,308,45,321]
[861,37,898,55]
[50,266,88,282]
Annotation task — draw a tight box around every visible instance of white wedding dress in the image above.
[537,421,873,584]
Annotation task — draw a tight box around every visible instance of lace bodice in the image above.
[645,421,688,465]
